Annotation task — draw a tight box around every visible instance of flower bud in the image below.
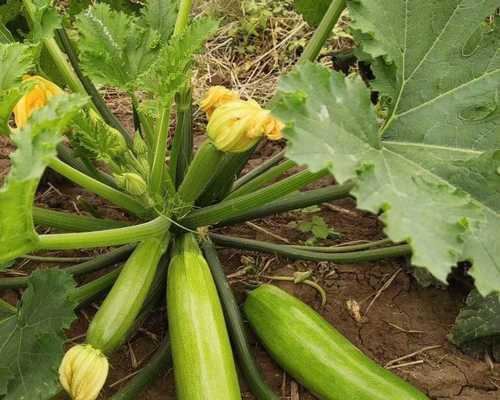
[200,86,240,118]
[59,344,109,400]
[207,99,283,153]
[115,172,147,196]
[133,134,148,156]
[13,75,64,128]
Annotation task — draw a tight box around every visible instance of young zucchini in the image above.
[59,236,167,400]
[244,284,429,400]
[167,233,241,400]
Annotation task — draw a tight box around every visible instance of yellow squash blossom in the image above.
[200,86,240,118]
[207,98,283,153]
[13,75,64,128]
[59,344,109,400]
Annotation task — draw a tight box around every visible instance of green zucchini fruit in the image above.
[167,233,241,400]
[87,236,166,354]
[244,284,429,400]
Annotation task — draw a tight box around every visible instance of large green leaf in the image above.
[140,0,178,45]
[75,3,162,90]
[138,18,218,107]
[0,43,35,133]
[0,269,77,399]
[27,0,62,42]
[449,289,500,360]
[273,1,500,295]
[0,94,88,264]
[294,0,332,27]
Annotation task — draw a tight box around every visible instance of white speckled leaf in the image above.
[273,0,500,294]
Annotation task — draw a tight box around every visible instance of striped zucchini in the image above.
[167,233,241,399]
[244,284,429,400]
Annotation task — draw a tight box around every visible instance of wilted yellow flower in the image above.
[200,86,240,117]
[207,99,283,153]
[59,344,109,400]
[13,75,64,128]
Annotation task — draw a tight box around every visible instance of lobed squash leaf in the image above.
[0,43,35,133]
[0,94,88,265]
[0,269,77,400]
[140,0,178,46]
[27,0,62,42]
[449,290,500,361]
[273,0,500,295]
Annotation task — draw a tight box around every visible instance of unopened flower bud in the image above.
[207,99,283,153]
[13,75,65,128]
[59,344,109,400]
[133,134,148,156]
[200,86,240,118]
[115,172,147,196]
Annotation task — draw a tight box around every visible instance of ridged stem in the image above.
[70,267,122,306]
[231,150,286,192]
[202,239,279,400]
[217,181,354,226]
[210,233,412,263]
[177,140,225,204]
[33,207,128,232]
[110,338,172,400]
[37,217,170,250]
[300,0,346,63]
[0,245,134,289]
[290,238,396,253]
[0,298,16,314]
[173,0,193,35]
[226,159,296,200]
[182,169,329,228]
[150,98,173,195]
[49,157,147,218]
[170,88,193,187]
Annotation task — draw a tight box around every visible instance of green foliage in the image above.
[291,215,340,243]
[0,43,35,133]
[27,0,62,42]
[0,0,22,25]
[0,94,88,264]
[138,18,218,107]
[273,0,500,295]
[449,290,500,361]
[294,0,332,27]
[0,269,77,399]
[75,3,162,90]
[68,0,141,17]
[140,0,178,45]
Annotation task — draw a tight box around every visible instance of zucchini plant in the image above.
[0,0,498,399]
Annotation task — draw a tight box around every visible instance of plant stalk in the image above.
[33,207,128,232]
[300,0,346,63]
[174,0,193,35]
[170,87,193,187]
[217,181,354,226]
[231,150,286,192]
[70,267,122,306]
[37,217,170,250]
[210,233,412,263]
[226,159,296,200]
[182,169,329,228]
[290,239,396,253]
[150,98,173,195]
[49,157,147,218]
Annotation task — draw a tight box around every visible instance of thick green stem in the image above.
[210,233,412,263]
[0,245,132,289]
[150,98,173,195]
[0,298,16,314]
[33,207,128,232]
[37,217,170,250]
[49,157,147,218]
[290,239,396,253]
[226,159,296,200]
[55,28,133,145]
[182,169,329,228]
[174,0,193,35]
[202,240,279,400]
[217,181,354,226]
[177,140,225,204]
[170,88,193,187]
[70,267,122,306]
[300,0,346,63]
[231,150,286,192]
[110,338,171,400]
